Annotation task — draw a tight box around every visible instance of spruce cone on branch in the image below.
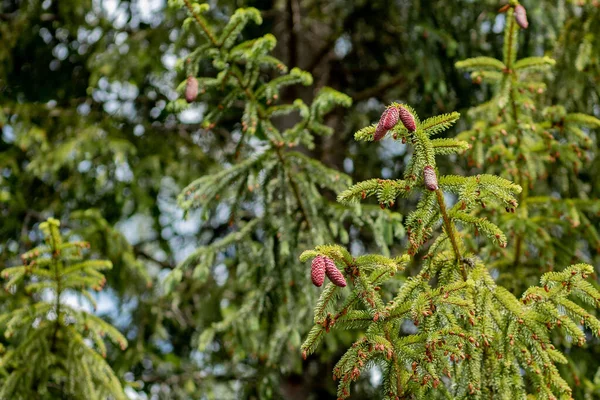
[185,76,199,103]
[374,107,399,141]
[311,255,346,287]
[514,5,529,29]
[423,166,439,191]
[325,257,347,287]
[311,256,326,287]
[399,107,416,132]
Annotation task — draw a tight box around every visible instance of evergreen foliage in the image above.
[163,1,403,394]
[551,1,600,113]
[455,1,600,291]
[1,0,600,398]
[302,103,600,399]
[452,3,600,396]
[0,218,127,400]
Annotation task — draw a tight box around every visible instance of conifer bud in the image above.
[311,255,327,287]
[185,76,199,103]
[514,5,529,29]
[423,166,439,191]
[324,257,347,287]
[374,106,399,141]
[399,107,416,132]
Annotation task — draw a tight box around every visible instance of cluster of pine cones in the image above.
[311,255,346,287]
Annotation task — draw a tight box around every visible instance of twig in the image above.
[183,0,219,46]
[435,189,466,280]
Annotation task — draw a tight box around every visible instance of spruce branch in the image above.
[0,219,127,399]
[456,2,600,281]
[513,56,556,72]
[299,92,598,398]
[454,57,506,72]
[448,5,600,397]
[181,0,218,46]
[167,3,407,382]
[435,189,463,265]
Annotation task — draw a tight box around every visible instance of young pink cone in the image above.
[324,257,347,287]
[514,5,528,29]
[185,76,199,103]
[423,166,439,191]
[399,107,416,132]
[311,256,326,287]
[374,106,400,141]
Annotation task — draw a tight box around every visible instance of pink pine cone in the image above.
[185,76,199,103]
[514,5,528,29]
[423,166,439,191]
[374,107,399,141]
[311,256,327,287]
[324,257,347,287]
[399,107,416,132]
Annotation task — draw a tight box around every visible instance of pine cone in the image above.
[185,76,199,103]
[399,107,417,132]
[324,257,347,287]
[514,5,528,29]
[374,106,399,141]
[311,256,327,287]
[423,165,439,191]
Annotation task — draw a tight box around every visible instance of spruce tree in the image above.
[455,1,600,291]
[301,101,600,399]
[2,1,599,398]
[163,1,403,393]
[453,2,600,394]
[551,0,600,113]
[0,218,127,400]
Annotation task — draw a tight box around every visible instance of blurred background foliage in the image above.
[0,0,599,398]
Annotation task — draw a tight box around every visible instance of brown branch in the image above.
[275,148,312,230]
[351,73,407,102]
[227,65,312,230]
[505,12,517,71]
[305,34,340,73]
[286,0,300,68]
[134,245,173,269]
[507,36,527,268]
[435,189,467,280]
